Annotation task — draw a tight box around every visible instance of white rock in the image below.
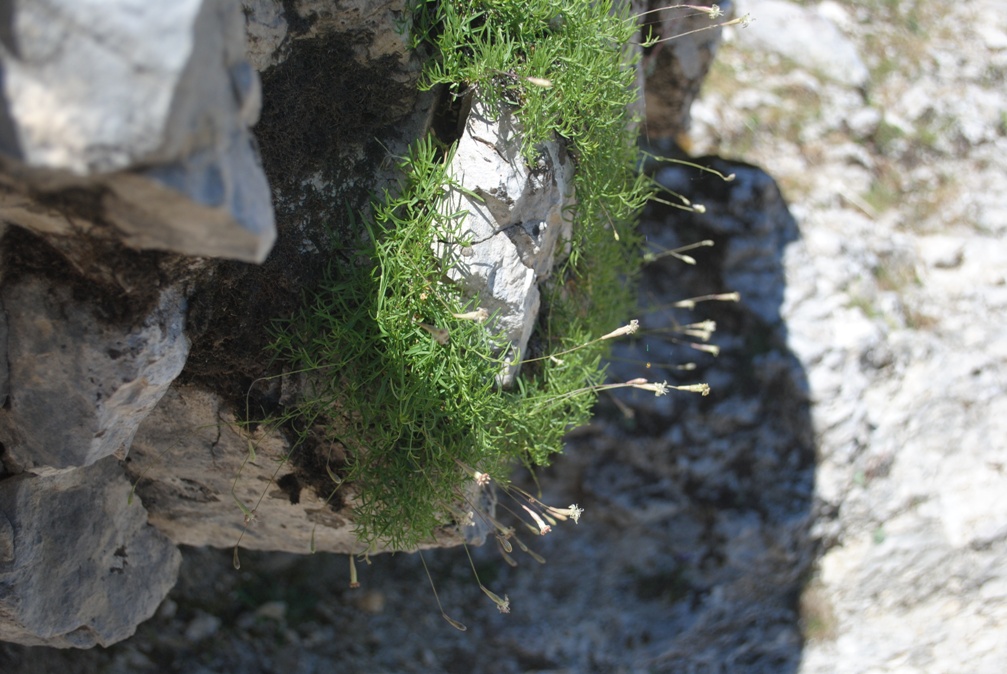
[2,0,201,174]
[815,1,855,30]
[184,613,222,642]
[436,99,575,384]
[846,107,881,139]
[241,0,289,71]
[0,0,277,263]
[974,0,1007,50]
[917,235,965,270]
[735,0,869,87]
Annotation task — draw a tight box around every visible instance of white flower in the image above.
[479,585,511,613]
[601,319,640,341]
[452,308,489,322]
[628,379,670,396]
[674,383,711,396]
[521,505,553,535]
[690,343,720,357]
[546,503,584,524]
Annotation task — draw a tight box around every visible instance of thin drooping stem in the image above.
[419,551,467,631]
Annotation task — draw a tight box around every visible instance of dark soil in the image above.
[0,224,181,324]
[179,30,421,417]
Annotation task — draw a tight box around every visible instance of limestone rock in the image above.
[1,0,199,174]
[241,0,290,72]
[436,100,575,384]
[126,385,465,555]
[0,457,181,648]
[0,306,8,409]
[0,0,275,262]
[0,277,189,474]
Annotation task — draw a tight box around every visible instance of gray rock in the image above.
[102,127,274,261]
[126,385,467,555]
[0,277,188,474]
[241,0,290,71]
[0,306,8,409]
[296,0,416,69]
[436,99,575,384]
[0,0,275,262]
[0,457,181,648]
[641,0,730,138]
[183,613,222,643]
[241,0,416,75]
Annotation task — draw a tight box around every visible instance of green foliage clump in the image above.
[417,0,648,273]
[271,0,651,551]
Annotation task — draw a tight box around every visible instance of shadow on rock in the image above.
[0,153,816,674]
[570,148,816,671]
[406,150,817,673]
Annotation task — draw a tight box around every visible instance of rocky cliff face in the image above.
[0,0,715,648]
[0,0,448,647]
[6,0,1003,671]
[0,0,275,647]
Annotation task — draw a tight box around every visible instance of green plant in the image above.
[262,0,715,556]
